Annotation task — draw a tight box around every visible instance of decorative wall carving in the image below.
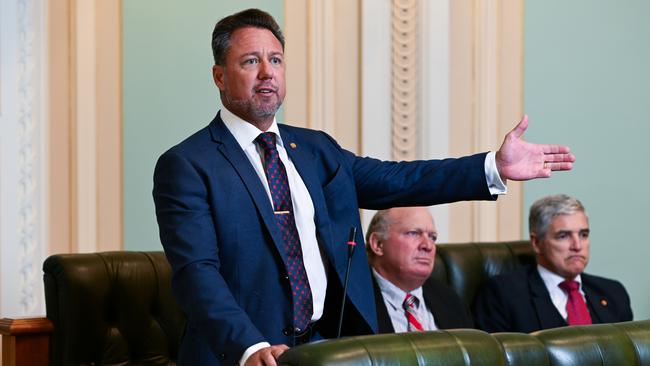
[391,0,418,160]
[16,0,41,315]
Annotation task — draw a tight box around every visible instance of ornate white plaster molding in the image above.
[0,0,46,317]
[16,0,42,315]
[391,0,418,160]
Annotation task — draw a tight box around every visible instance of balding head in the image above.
[366,207,437,292]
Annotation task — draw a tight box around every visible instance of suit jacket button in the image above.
[219,353,226,360]
[283,326,292,336]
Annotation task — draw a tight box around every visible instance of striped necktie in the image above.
[403,293,424,332]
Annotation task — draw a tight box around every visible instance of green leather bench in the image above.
[34,241,647,365]
[278,320,650,365]
[279,241,650,365]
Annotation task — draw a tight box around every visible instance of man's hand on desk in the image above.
[244,344,290,366]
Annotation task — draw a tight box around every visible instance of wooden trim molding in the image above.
[47,0,123,254]
[0,317,53,366]
[449,0,524,242]
[284,0,361,153]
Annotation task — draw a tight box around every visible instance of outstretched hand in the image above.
[495,115,576,181]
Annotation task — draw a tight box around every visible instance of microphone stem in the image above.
[337,227,357,338]
[337,254,353,338]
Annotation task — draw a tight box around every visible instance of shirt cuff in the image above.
[485,151,507,195]
[239,342,271,366]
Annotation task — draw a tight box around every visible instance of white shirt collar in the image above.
[537,264,583,291]
[372,268,424,311]
[220,107,283,150]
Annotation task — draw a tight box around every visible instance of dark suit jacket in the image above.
[373,275,474,332]
[153,113,494,365]
[473,264,633,333]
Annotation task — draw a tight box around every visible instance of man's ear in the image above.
[368,233,384,256]
[530,233,543,255]
[212,65,225,91]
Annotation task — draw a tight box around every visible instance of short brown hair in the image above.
[211,8,285,65]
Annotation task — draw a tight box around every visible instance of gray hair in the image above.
[365,210,391,256]
[529,194,586,239]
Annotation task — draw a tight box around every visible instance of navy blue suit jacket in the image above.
[472,264,633,333]
[153,113,494,365]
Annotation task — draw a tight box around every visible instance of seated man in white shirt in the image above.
[473,194,633,333]
[366,207,473,332]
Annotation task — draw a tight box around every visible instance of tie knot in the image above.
[559,279,580,292]
[403,293,419,310]
[256,132,277,153]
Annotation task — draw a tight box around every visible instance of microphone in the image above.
[337,226,357,338]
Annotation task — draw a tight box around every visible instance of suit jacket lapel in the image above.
[529,267,567,329]
[583,274,612,323]
[208,115,289,265]
[279,127,335,260]
[280,126,378,333]
[371,275,395,333]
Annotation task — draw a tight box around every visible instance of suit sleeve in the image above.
[472,279,515,333]
[153,150,265,364]
[317,132,495,209]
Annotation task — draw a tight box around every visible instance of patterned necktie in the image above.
[403,293,424,332]
[256,132,313,332]
[559,279,592,325]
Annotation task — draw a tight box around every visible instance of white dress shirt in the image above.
[372,269,438,332]
[219,107,506,363]
[537,265,587,321]
[221,108,327,364]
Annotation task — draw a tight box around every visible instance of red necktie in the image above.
[256,132,313,332]
[559,279,592,325]
[403,293,424,332]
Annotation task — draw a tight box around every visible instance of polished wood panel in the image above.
[0,317,53,366]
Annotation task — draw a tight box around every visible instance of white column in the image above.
[360,0,392,228]
[0,0,47,317]
[361,0,451,241]
[419,0,450,243]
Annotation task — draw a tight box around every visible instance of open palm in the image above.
[495,115,575,181]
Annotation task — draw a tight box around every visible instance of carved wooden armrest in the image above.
[0,317,53,366]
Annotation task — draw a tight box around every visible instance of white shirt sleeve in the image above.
[239,342,271,366]
[485,151,507,195]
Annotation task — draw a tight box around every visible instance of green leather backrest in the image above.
[43,251,185,366]
[431,240,535,308]
[279,320,650,366]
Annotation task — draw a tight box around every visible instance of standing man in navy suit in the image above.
[473,194,633,333]
[153,8,575,366]
[366,208,473,332]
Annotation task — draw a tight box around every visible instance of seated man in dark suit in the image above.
[366,207,473,332]
[473,194,633,333]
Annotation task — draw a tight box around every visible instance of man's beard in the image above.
[224,94,282,122]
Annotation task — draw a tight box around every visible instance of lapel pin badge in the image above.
[600,299,608,306]
[290,142,297,149]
